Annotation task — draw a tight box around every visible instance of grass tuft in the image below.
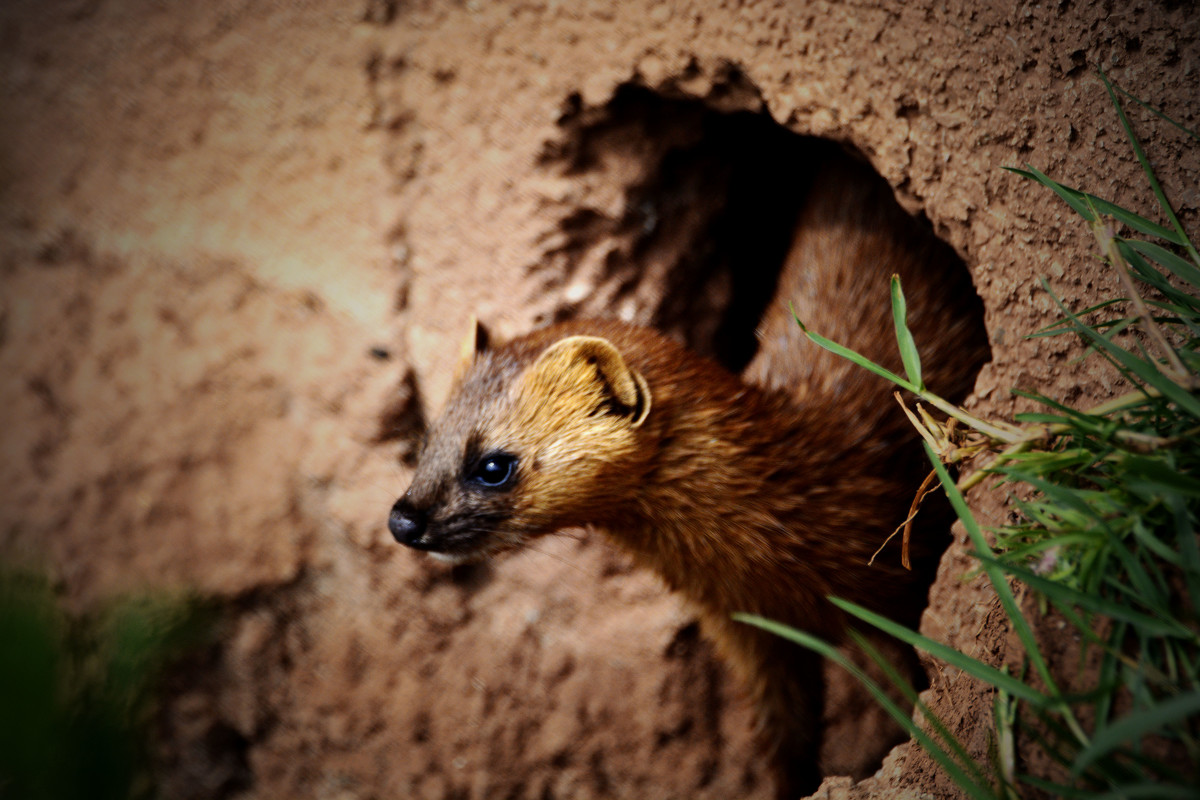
[740,72,1200,798]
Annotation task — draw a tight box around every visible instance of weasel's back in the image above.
[745,149,989,415]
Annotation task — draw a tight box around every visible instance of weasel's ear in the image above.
[452,316,491,386]
[525,335,652,427]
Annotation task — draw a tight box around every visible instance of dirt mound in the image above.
[2,1,1196,798]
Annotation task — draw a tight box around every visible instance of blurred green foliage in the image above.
[0,571,213,800]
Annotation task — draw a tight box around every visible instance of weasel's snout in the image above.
[388,500,428,547]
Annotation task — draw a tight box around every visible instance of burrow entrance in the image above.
[534,64,989,397]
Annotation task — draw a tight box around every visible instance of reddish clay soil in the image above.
[1,1,1197,798]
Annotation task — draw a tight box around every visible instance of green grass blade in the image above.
[995,448,1096,474]
[1126,515,1186,569]
[829,597,1053,706]
[1120,455,1200,497]
[1169,494,1200,605]
[891,275,924,389]
[1114,83,1200,143]
[1092,197,1187,245]
[1008,167,1184,244]
[1129,522,1173,603]
[1103,524,1169,607]
[1006,166,1096,222]
[979,558,1194,639]
[1073,689,1200,776]
[1119,242,1200,316]
[1100,69,1200,265]
[733,613,1001,800]
[926,444,1077,722]
[791,306,919,392]
[1010,411,1074,425]
[1125,239,1200,287]
[1096,621,1126,729]
[849,629,996,789]
[995,533,1102,564]
[1029,298,1129,337]
[1002,471,1108,528]
[1027,712,1090,769]
[1025,776,1200,800]
[1011,387,1114,418]
[1043,281,1200,417]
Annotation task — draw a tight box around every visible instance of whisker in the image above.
[520,539,596,580]
[364,479,404,499]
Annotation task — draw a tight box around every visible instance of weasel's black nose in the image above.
[388,501,426,546]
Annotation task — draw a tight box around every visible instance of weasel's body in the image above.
[390,152,989,797]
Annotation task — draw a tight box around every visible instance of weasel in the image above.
[388,150,990,798]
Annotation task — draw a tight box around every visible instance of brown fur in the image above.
[389,150,990,798]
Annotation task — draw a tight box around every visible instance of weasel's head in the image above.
[388,323,653,563]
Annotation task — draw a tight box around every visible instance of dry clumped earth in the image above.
[1,1,1198,798]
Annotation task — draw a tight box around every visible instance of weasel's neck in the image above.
[542,320,932,630]
[605,379,910,629]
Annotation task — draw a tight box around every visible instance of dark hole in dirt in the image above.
[540,78,816,372]
[539,75,989,392]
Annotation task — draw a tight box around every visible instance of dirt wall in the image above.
[1,1,1197,798]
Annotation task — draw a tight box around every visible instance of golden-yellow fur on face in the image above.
[485,335,652,530]
[392,326,660,561]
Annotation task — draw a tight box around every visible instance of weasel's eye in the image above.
[467,453,518,489]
